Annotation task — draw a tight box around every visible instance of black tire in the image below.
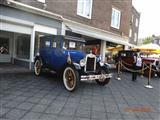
[34,59,42,76]
[96,67,110,86]
[63,65,79,91]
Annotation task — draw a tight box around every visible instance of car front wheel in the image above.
[34,59,42,76]
[63,66,79,91]
[96,68,110,86]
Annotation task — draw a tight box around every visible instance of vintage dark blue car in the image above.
[34,35,112,91]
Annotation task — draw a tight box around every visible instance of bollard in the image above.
[141,62,144,78]
[144,63,153,89]
[116,60,121,80]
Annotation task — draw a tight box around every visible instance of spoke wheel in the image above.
[99,70,106,82]
[63,66,79,91]
[34,59,42,76]
[96,67,110,86]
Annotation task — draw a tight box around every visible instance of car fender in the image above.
[104,63,111,68]
[99,63,110,71]
[34,56,43,65]
[73,62,81,70]
[62,62,81,72]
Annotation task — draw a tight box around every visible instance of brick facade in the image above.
[129,6,140,45]
[15,0,134,38]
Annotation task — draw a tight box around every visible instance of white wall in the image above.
[100,40,106,62]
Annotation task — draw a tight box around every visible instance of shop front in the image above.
[0,5,62,69]
[0,21,32,65]
[63,19,134,62]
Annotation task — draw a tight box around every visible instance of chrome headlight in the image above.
[99,61,104,66]
[80,58,86,67]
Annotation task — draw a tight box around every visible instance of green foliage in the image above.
[143,37,152,44]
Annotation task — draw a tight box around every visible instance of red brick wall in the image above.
[15,0,133,37]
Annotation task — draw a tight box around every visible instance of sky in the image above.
[132,0,160,39]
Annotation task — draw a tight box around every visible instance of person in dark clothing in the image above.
[132,52,142,81]
[132,53,137,81]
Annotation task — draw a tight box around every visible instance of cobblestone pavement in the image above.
[0,71,160,120]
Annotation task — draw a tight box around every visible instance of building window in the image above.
[134,33,137,42]
[0,37,9,54]
[77,0,93,19]
[129,29,132,37]
[37,0,45,3]
[135,18,139,27]
[132,15,134,23]
[16,34,30,59]
[111,8,121,29]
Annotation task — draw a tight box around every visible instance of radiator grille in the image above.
[86,57,95,72]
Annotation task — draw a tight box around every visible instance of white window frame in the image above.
[134,33,137,42]
[111,8,121,29]
[37,0,45,3]
[135,18,139,27]
[129,29,132,37]
[132,15,134,23]
[77,0,93,19]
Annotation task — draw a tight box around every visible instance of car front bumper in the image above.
[81,73,112,81]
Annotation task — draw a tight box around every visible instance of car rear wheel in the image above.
[34,59,42,76]
[63,66,79,91]
[96,68,110,86]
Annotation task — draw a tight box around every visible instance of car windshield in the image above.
[63,39,85,51]
[119,51,137,57]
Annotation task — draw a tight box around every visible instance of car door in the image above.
[40,38,52,65]
[49,36,66,70]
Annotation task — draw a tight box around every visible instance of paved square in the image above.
[0,71,159,120]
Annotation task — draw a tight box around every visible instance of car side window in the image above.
[52,41,56,48]
[63,39,83,50]
[53,36,61,48]
[45,41,51,47]
[40,39,51,48]
[56,38,61,48]
[63,39,69,49]
[52,36,56,48]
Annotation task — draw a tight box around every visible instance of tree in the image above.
[143,37,152,44]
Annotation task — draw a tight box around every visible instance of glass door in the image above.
[0,37,11,63]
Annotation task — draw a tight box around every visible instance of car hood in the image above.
[66,50,85,63]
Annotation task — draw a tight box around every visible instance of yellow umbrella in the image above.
[152,49,160,54]
[106,47,115,51]
[132,43,160,54]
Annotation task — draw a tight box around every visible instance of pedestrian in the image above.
[92,46,97,55]
[132,52,142,81]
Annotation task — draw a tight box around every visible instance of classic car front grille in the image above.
[86,57,95,72]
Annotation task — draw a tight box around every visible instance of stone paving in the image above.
[0,71,160,120]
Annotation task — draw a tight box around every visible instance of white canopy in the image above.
[133,43,160,54]
[137,43,160,50]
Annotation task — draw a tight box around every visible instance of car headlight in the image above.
[99,61,104,66]
[80,59,86,67]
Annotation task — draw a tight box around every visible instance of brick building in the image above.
[129,6,140,45]
[0,0,140,69]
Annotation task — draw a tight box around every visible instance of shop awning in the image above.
[63,19,135,47]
